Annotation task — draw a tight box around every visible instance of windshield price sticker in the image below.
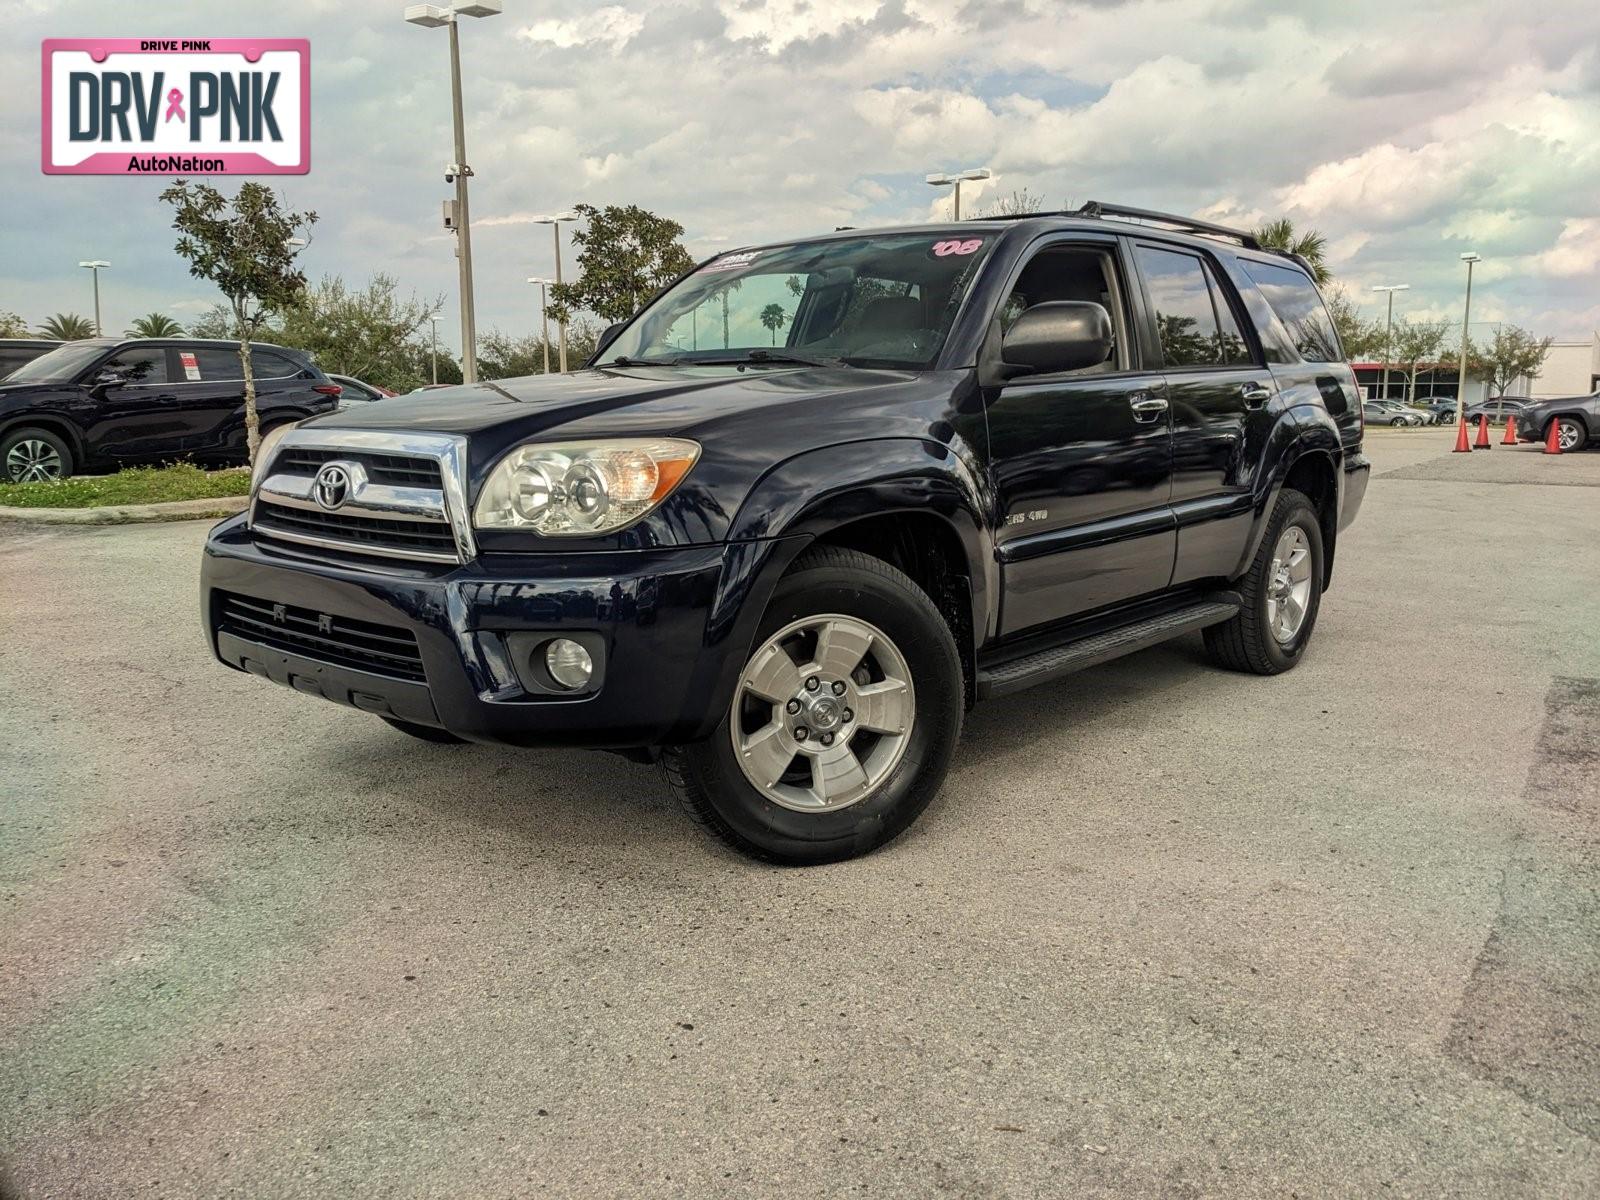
[702,250,762,274]
[42,38,310,175]
[931,238,983,257]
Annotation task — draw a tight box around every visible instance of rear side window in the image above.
[176,346,245,381]
[1136,245,1252,368]
[1242,261,1342,362]
[253,350,304,378]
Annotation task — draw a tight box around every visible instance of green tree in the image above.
[1390,319,1450,402]
[1466,325,1554,398]
[126,312,185,337]
[185,304,244,340]
[0,311,30,337]
[547,204,695,325]
[274,274,442,393]
[38,313,96,340]
[759,302,788,345]
[979,188,1044,218]
[1322,285,1382,360]
[160,180,317,461]
[1253,217,1331,285]
[478,320,601,380]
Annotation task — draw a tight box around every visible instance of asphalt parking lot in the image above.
[2,430,1597,1198]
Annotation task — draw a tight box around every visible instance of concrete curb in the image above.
[0,495,248,525]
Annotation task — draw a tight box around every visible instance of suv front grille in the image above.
[274,448,443,490]
[216,591,426,682]
[252,501,459,558]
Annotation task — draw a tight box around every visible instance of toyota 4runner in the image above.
[201,203,1369,864]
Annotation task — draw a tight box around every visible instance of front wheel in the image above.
[2,428,75,483]
[1555,417,1586,452]
[662,546,963,865]
[1204,487,1324,675]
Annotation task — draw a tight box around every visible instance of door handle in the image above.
[1129,391,1168,422]
[1241,381,1274,408]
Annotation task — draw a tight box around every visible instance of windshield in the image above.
[598,232,995,369]
[4,341,111,383]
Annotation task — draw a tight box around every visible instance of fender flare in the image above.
[0,413,88,464]
[1230,409,1343,581]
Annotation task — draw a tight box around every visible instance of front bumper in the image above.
[202,516,805,748]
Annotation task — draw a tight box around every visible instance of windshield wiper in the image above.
[601,354,684,368]
[695,349,849,369]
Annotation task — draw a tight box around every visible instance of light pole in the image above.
[1454,253,1481,423]
[78,260,109,335]
[527,277,553,374]
[1372,284,1409,402]
[534,212,579,372]
[405,1,501,384]
[428,317,439,384]
[924,168,990,221]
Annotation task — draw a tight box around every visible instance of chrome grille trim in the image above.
[250,428,476,562]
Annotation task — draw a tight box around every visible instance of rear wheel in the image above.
[2,428,74,483]
[662,546,963,865]
[1204,487,1324,676]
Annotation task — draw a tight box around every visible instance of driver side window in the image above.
[1000,246,1128,373]
[100,348,169,385]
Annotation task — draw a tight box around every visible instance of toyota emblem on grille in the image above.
[313,461,362,511]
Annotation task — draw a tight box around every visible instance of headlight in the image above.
[251,421,297,486]
[473,438,700,535]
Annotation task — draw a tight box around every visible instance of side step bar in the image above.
[975,596,1241,700]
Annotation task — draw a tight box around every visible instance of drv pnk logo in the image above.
[42,39,309,175]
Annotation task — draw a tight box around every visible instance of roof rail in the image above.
[1073,201,1263,249]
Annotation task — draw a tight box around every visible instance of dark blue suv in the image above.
[202,204,1369,864]
[0,338,340,482]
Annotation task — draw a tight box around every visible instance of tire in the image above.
[661,545,964,865]
[2,427,75,483]
[380,716,466,744]
[1204,487,1324,676]
[1554,416,1586,452]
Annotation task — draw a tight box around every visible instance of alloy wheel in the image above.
[1558,421,1582,451]
[730,614,915,812]
[1266,525,1314,645]
[5,439,63,483]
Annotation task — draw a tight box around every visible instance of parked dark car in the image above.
[1515,390,1600,451]
[1417,397,1457,423]
[328,374,396,403]
[0,338,341,482]
[1462,398,1526,427]
[202,203,1368,864]
[0,338,62,380]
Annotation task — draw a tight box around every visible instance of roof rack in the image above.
[1073,201,1263,249]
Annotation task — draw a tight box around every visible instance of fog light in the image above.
[545,638,593,690]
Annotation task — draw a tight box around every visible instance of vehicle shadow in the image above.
[319,634,1217,862]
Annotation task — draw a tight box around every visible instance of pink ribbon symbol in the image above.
[164,88,185,123]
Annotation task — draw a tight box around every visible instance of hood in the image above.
[302,364,938,461]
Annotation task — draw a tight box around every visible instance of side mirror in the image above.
[91,370,122,390]
[994,301,1114,381]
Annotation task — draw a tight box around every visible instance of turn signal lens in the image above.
[473,438,700,535]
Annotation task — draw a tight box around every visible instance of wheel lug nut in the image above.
[842,708,853,723]
[805,676,820,691]
[820,732,834,746]
[831,680,846,696]
[794,727,809,741]
[786,699,801,714]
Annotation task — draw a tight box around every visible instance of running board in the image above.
[975,596,1240,700]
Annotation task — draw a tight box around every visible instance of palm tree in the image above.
[1252,218,1331,285]
[759,303,788,345]
[126,312,185,337]
[37,313,96,340]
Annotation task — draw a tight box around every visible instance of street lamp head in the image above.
[78,260,110,269]
[527,276,552,285]
[924,173,954,187]
[403,4,452,27]
[958,168,992,181]
[452,0,502,16]
[533,211,580,224]
[1461,252,1481,263]
[1371,284,1410,293]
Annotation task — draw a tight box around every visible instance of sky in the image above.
[2,0,1598,356]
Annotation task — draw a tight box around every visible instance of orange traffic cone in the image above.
[1502,413,1518,444]
[1453,415,1472,453]
[1545,418,1563,455]
[1473,414,1492,449]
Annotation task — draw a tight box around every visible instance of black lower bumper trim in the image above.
[217,630,441,727]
